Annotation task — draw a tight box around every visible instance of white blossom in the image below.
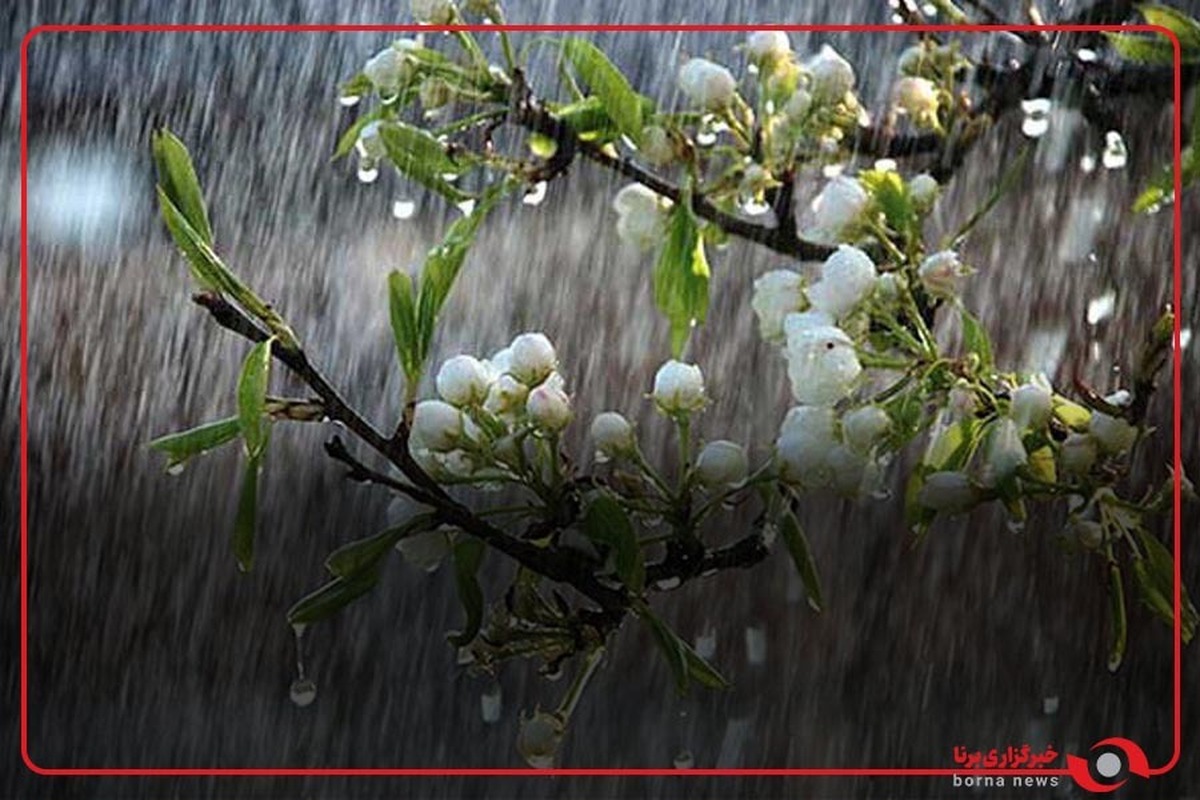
[747,31,791,64]
[411,400,463,451]
[908,172,939,206]
[694,440,749,487]
[1010,380,1053,429]
[785,324,862,405]
[411,0,455,24]
[807,176,868,244]
[751,269,805,343]
[783,309,835,338]
[612,183,671,250]
[526,383,572,431]
[982,418,1028,486]
[806,244,878,319]
[590,412,636,458]
[841,405,891,455]
[783,88,813,120]
[363,47,406,92]
[435,354,492,407]
[893,76,939,121]
[483,373,529,419]
[1089,411,1136,454]
[917,471,978,513]
[805,44,856,101]
[652,360,707,416]
[918,250,971,299]
[639,125,674,165]
[678,57,738,110]
[775,405,837,487]
[1060,432,1098,474]
[508,332,558,386]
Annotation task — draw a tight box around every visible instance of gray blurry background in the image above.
[2,1,1198,798]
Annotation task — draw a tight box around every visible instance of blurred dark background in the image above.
[2,1,1197,797]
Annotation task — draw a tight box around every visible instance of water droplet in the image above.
[1180,328,1193,351]
[456,199,477,216]
[696,130,717,147]
[1077,48,1098,63]
[392,199,416,219]
[890,13,905,24]
[166,462,185,476]
[1043,696,1060,715]
[654,577,682,591]
[1087,290,1116,325]
[744,623,767,665]
[673,749,695,769]
[441,171,460,182]
[380,91,400,105]
[522,181,548,206]
[480,682,503,723]
[1006,518,1026,534]
[920,2,937,14]
[821,163,845,179]
[1020,98,1051,138]
[1101,130,1128,170]
[290,677,317,707]
[456,646,476,666]
[1079,153,1096,173]
[357,163,380,184]
[292,622,308,639]
[338,94,361,107]
[740,197,770,216]
[694,629,717,660]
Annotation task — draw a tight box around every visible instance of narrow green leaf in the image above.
[448,538,486,646]
[287,570,381,625]
[859,168,914,236]
[1107,564,1127,672]
[779,510,823,612]
[958,306,994,371]
[561,38,645,141]
[582,494,644,593]
[388,270,422,387]
[378,121,473,203]
[325,513,439,579]
[415,181,511,362]
[151,129,213,245]
[1134,530,1198,642]
[653,201,710,356]
[148,416,241,469]
[333,107,386,160]
[639,608,689,694]
[237,338,274,460]
[1105,32,1178,64]
[681,642,731,690]
[232,455,261,573]
[1139,5,1200,50]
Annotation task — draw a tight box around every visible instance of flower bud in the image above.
[508,332,558,386]
[842,405,891,455]
[526,383,572,432]
[917,470,978,513]
[1089,412,1137,454]
[983,418,1028,486]
[908,172,939,206]
[807,176,868,245]
[613,183,670,250]
[590,412,636,458]
[783,87,813,120]
[363,47,406,92]
[678,57,737,110]
[898,45,926,75]
[1010,380,1053,430]
[806,244,878,319]
[751,269,805,343]
[893,76,939,121]
[436,354,492,407]
[775,406,838,487]
[694,440,749,487]
[805,44,856,101]
[652,360,707,416]
[638,125,674,166]
[827,444,868,496]
[1059,433,1098,474]
[483,373,528,418]
[918,250,970,299]
[785,324,862,406]
[1068,517,1106,550]
[395,528,451,572]
[412,400,464,451]
[747,31,791,65]
[411,0,456,25]
[517,709,564,769]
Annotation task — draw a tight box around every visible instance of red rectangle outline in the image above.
[18,18,1180,782]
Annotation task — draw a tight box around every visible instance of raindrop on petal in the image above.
[289,677,317,707]
[673,749,695,769]
[480,682,503,724]
[338,94,361,107]
[357,163,380,184]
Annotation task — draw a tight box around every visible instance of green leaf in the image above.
[151,129,213,245]
[1134,145,1198,213]
[339,72,373,101]
[654,201,710,356]
[561,38,645,141]
[1052,396,1092,431]
[448,537,486,647]
[378,121,473,203]
[333,107,387,161]
[232,455,262,573]
[925,418,982,471]
[388,270,422,388]
[958,306,994,372]
[527,133,559,159]
[1107,564,1127,672]
[1105,32,1178,64]
[415,181,511,362]
[1139,4,1200,50]
[639,608,689,694]
[779,510,823,612]
[859,168,914,236]
[1133,530,1198,642]
[681,643,731,690]
[237,338,274,460]
[148,416,241,469]
[582,494,644,593]
[1025,444,1057,485]
[881,386,926,451]
[287,570,381,626]
[326,513,439,579]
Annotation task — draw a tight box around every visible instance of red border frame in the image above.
[18,21,1186,782]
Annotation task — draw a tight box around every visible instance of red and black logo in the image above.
[1066,738,1150,793]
